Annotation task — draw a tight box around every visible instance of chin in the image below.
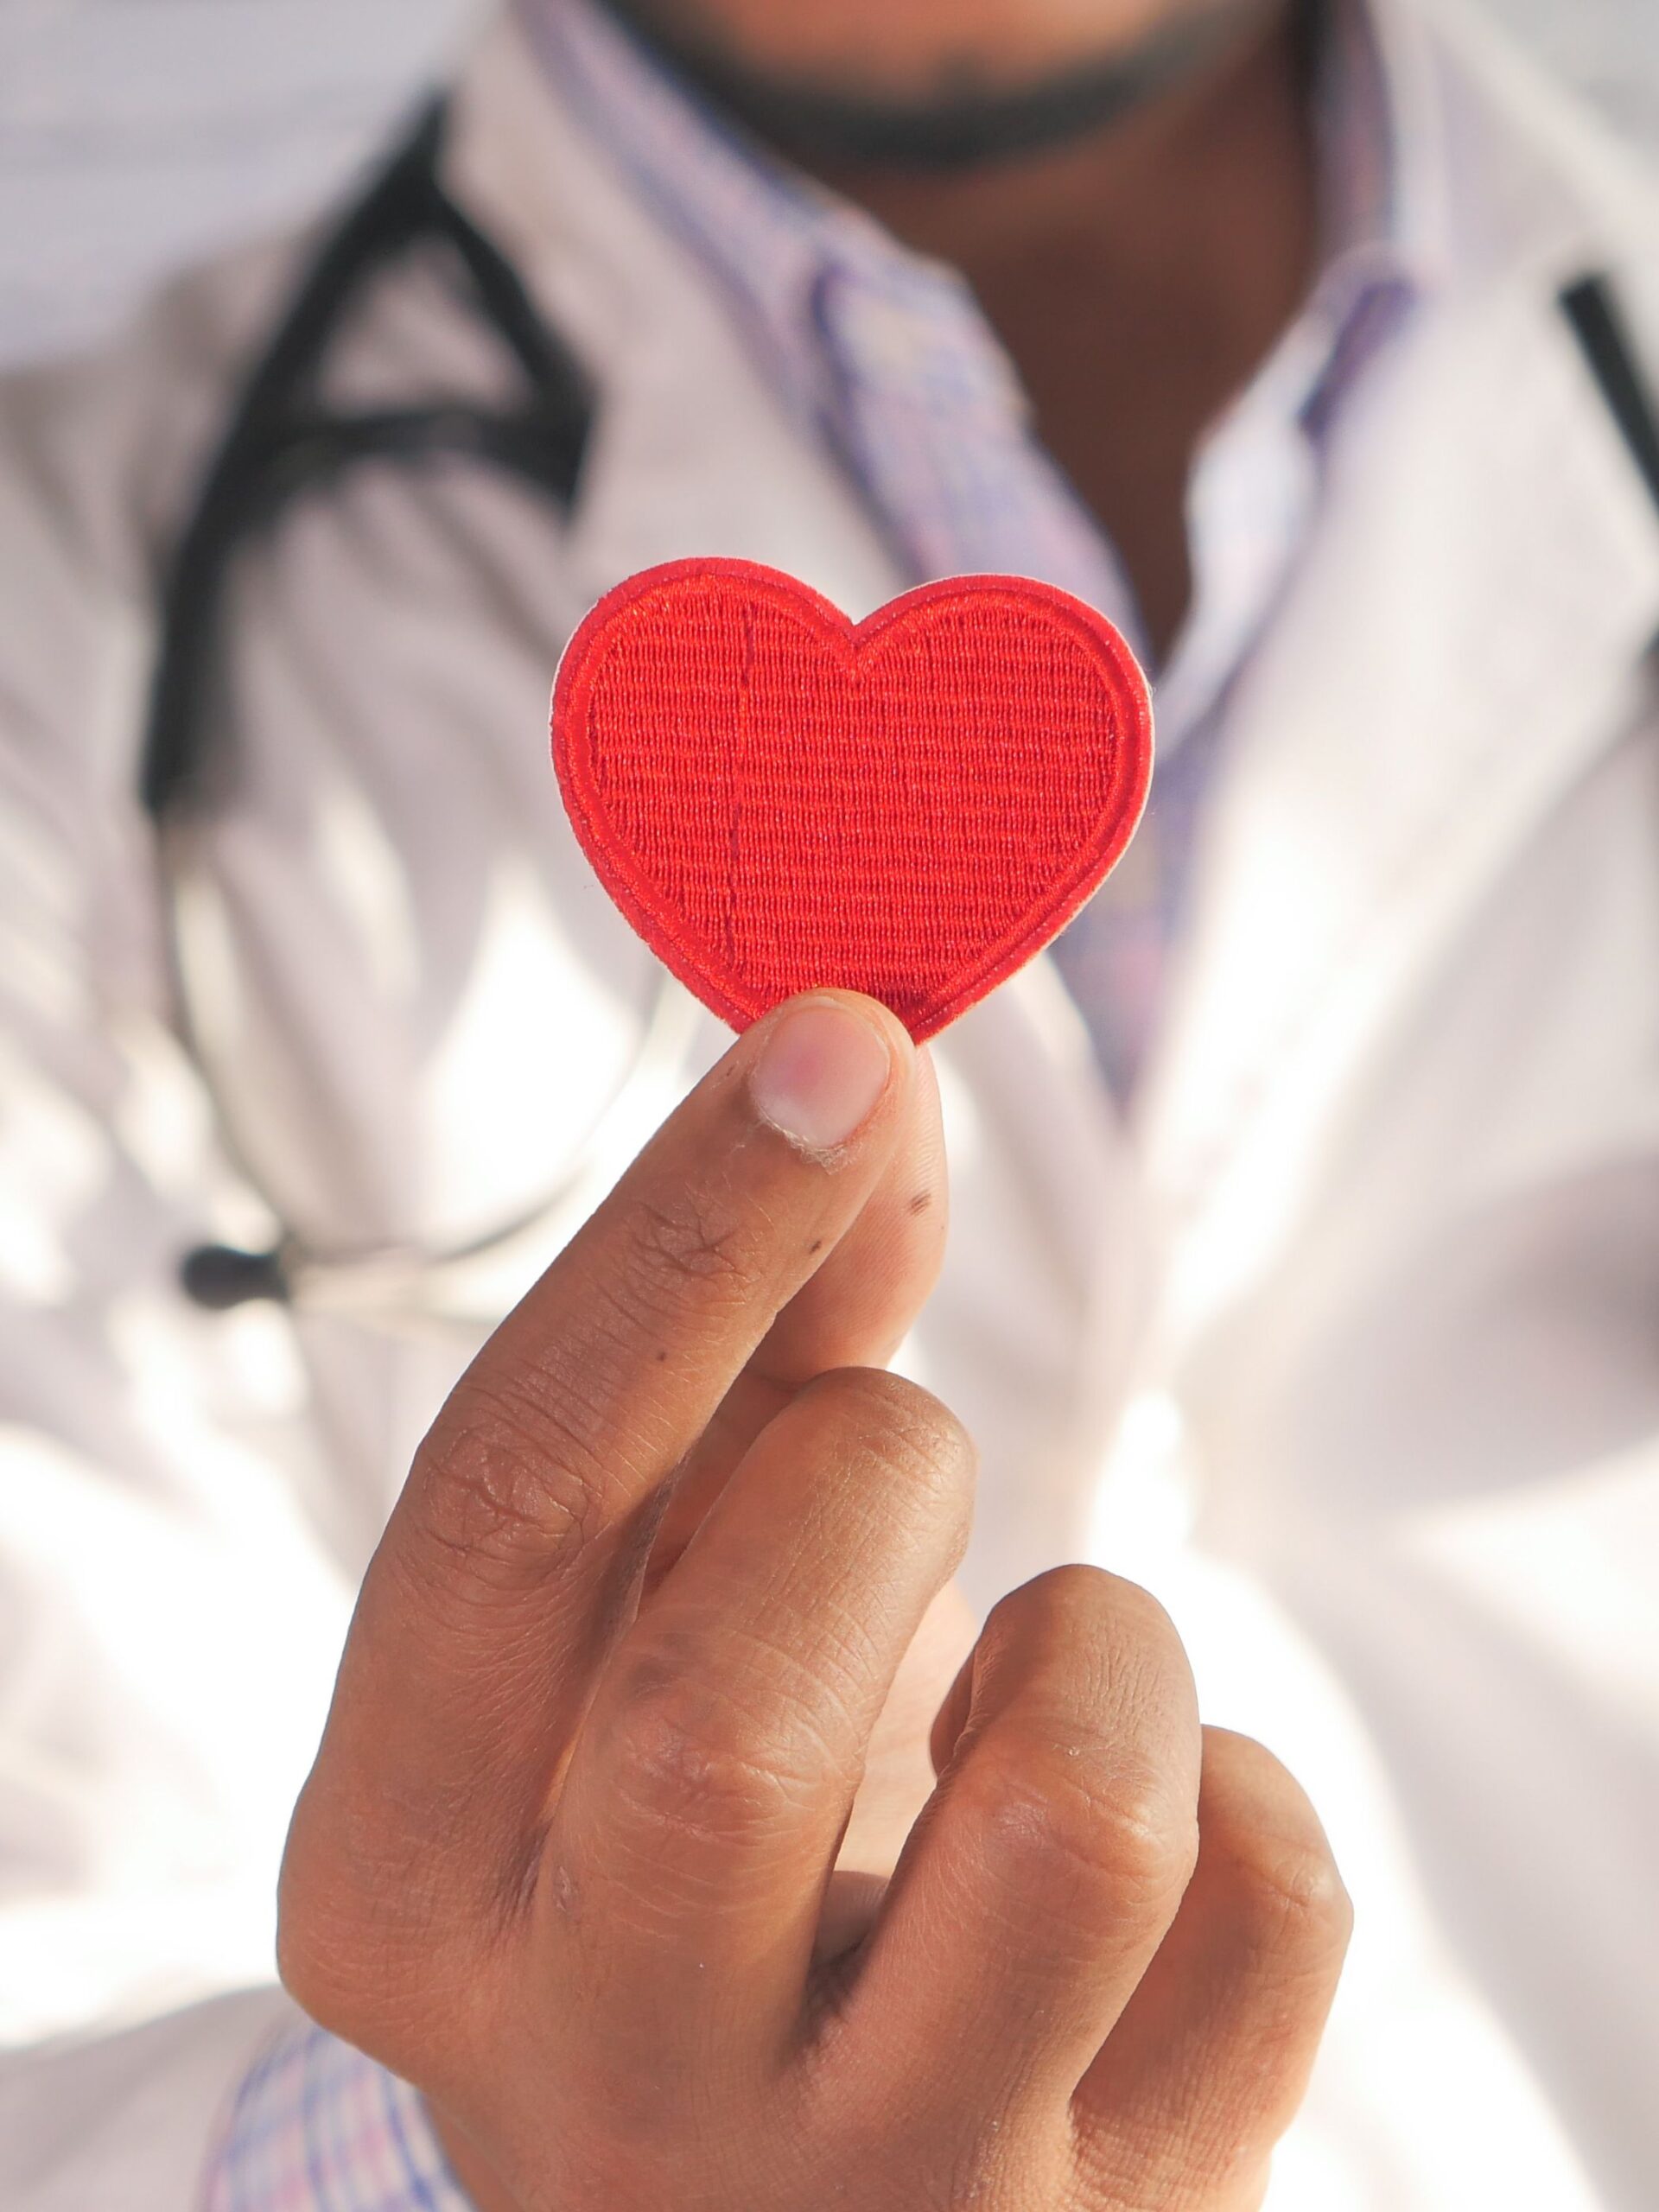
[594,0,1271,173]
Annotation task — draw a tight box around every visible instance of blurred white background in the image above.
[1,0,1656,367]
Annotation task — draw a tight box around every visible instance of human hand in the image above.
[277,991,1348,2209]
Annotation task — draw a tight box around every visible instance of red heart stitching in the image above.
[552,559,1153,1040]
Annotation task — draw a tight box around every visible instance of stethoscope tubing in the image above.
[162,808,706,1332]
[146,92,625,1325]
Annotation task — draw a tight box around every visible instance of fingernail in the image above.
[749,996,895,1152]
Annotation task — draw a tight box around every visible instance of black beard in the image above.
[592,0,1286,173]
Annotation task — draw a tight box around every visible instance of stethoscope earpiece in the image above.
[180,1243,292,1310]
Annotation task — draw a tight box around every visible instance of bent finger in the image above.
[549,1367,975,2083]
[1073,1728,1351,2207]
[644,1046,947,1591]
[843,1566,1202,2126]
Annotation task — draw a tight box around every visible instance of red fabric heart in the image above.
[551,559,1153,1040]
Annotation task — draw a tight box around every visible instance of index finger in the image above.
[301,992,918,1891]
[643,1043,946,1591]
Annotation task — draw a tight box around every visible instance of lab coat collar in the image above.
[1137,7,1659,1351]
[437,9,910,623]
[1139,252,1659,1354]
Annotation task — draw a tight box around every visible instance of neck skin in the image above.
[806,3,1320,658]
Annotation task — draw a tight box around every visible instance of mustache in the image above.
[594,0,1281,172]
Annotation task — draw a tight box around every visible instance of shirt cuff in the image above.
[202,2019,473,2211]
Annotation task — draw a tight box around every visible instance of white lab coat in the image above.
[0,2,1655,2205]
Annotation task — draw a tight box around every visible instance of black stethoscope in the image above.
[149,96,700,1327]
[144,96,593,825]
[146,93,1659,1319]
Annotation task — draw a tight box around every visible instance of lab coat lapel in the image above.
[441,13,908,620]
[1140,270,1659,1355]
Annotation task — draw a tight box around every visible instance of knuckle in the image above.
[1233,1827,1354,1967]
[276,1933,378,2055]
[275,1853,387,2050]
[808,1367,977,1504]
[611,1187,759,1319]
[272,1887,333,2023]
[604,1675,807,1851]
[1098,1569,1187,1660]
[1073,1565,1189,1672]
[276,1793,419,2055]
[1047,1756,1198,1910]
[411,1378,611,1582]
[985,1564,1187,1683]
[277,1918,465,2091]
[276,1791,498,2095]
[1204,1734,1353,1968]
[965,1736,1198,1919]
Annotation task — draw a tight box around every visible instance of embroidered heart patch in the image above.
[551,559,1153,1040]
